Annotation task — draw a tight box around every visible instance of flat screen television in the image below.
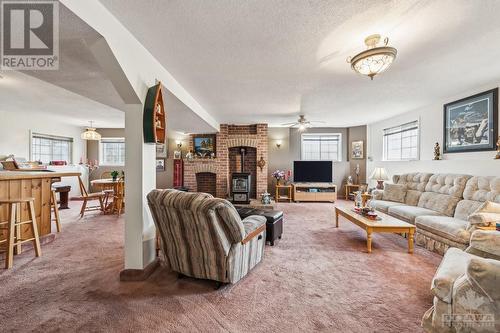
[293,161,333,183]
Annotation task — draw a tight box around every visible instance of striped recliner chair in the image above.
[147,189,266,284]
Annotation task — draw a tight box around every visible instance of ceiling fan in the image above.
[281,115,326,131]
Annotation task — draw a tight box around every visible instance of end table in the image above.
[275,185,292,203]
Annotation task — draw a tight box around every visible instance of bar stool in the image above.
[0,198,41,269]
[50,190,61,232]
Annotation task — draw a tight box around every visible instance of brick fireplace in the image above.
[184,124,268,199]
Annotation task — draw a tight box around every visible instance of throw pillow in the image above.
[468,201,500,226]
[382,183,407,203]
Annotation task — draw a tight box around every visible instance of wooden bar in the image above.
[0,171,81,242]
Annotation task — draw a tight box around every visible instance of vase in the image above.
[276,179,282,186]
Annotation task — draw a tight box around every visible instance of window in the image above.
[31,133,73,164]
[383,120,419,161]
[100,138,125,166]
[301,133,342,161]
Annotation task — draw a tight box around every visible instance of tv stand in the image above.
[292,183,337,202]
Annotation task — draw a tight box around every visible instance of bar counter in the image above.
[0,171,81,241]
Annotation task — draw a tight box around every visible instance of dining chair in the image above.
[75,176,105,218]
[100,171,115,209]
[112,177,125,217]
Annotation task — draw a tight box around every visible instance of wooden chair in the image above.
[75,176,105,218]
[112,177,125,217]
[0,198,41,269]
[100,172,115,210]
[50,189,61,232]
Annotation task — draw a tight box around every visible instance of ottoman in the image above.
[235,207,284,246]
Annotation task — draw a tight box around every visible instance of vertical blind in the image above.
[31,133,73,164]
[100,138,125,166]
[383,121,419,161]
[301,133,342,161]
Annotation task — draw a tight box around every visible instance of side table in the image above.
[275,185,292,203]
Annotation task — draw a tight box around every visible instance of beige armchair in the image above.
[422,230,500,332]
[147,189,266,285]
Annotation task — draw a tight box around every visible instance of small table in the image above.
[335,206,415,253]
[345,184,360,200]
[275,185,292,203]
[90,178,125,215]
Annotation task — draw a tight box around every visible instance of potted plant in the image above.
[272,169,285,185]
[110,170,120,181]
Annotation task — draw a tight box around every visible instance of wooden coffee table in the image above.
[335,206,416,253]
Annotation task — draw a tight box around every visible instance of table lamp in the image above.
[369,167,389,189]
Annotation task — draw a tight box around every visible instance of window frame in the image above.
[382,120,420,161]
[99,137,125,166]
[30,131,73,164]
[300,132,342,162]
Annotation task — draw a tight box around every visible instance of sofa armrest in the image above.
[466,230,500,259]
[371,189,383,200]
[466,257,500,301]
[241,215,266,244]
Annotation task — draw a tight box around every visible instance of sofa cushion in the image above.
[424,174,470,198]
[393,173,432,205]
[467,201,500,229]
[415,216,470,244]
[382,183,407,203]
[370,199,405,213]
[418,192,461,217]
[388,205,443,224]
[431,247,478,303]
[453,176,500,220]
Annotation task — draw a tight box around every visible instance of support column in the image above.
[120,104,158,280]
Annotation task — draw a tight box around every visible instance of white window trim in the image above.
[300,132,342,162]
[30,130,73,164]
[382,120,420,162]
[99,137,125,166]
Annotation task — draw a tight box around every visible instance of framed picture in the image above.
[193,134,216,158]
[351,140,364,159]
[173,150,182,159]
[156,158,166,172]
[443,88,498,153]
[156,143,167,158]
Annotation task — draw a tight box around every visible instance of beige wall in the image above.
[156,137,190,189]
[87,128,125,189]
[268,126,366,198]
[0,108,86,164]
[367,82,500,184]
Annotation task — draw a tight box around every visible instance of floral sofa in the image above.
[371,173,500,255]
[422,230,500,333]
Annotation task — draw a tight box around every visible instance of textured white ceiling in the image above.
[99,0,500,127]
[2,4,216,135]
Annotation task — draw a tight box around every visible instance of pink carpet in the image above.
[0,201,441,332]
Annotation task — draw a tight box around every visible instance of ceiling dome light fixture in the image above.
[81,121,101,141]
[347,34,397,80]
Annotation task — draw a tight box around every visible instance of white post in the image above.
[123,104,157,270]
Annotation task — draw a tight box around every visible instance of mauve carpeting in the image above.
[0,201,441,333]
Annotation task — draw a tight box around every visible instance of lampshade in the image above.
[347,34,397,80]
[81,121,101,141]
[369,167,389,181]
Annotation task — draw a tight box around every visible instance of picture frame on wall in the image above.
[156,158,166,172]
[156,143,167,158]
[192,134,216,158]
[351,140,364,159]
[443,88,498,153]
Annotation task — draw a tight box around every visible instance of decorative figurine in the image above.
[355,164,360,184]
[495,136,500,160]
[186,150,194,162]
[261,192,271,205]
[347,176,353,185]
[433,142,441,160]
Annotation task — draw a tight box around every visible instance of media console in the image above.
[292,183,337,202]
